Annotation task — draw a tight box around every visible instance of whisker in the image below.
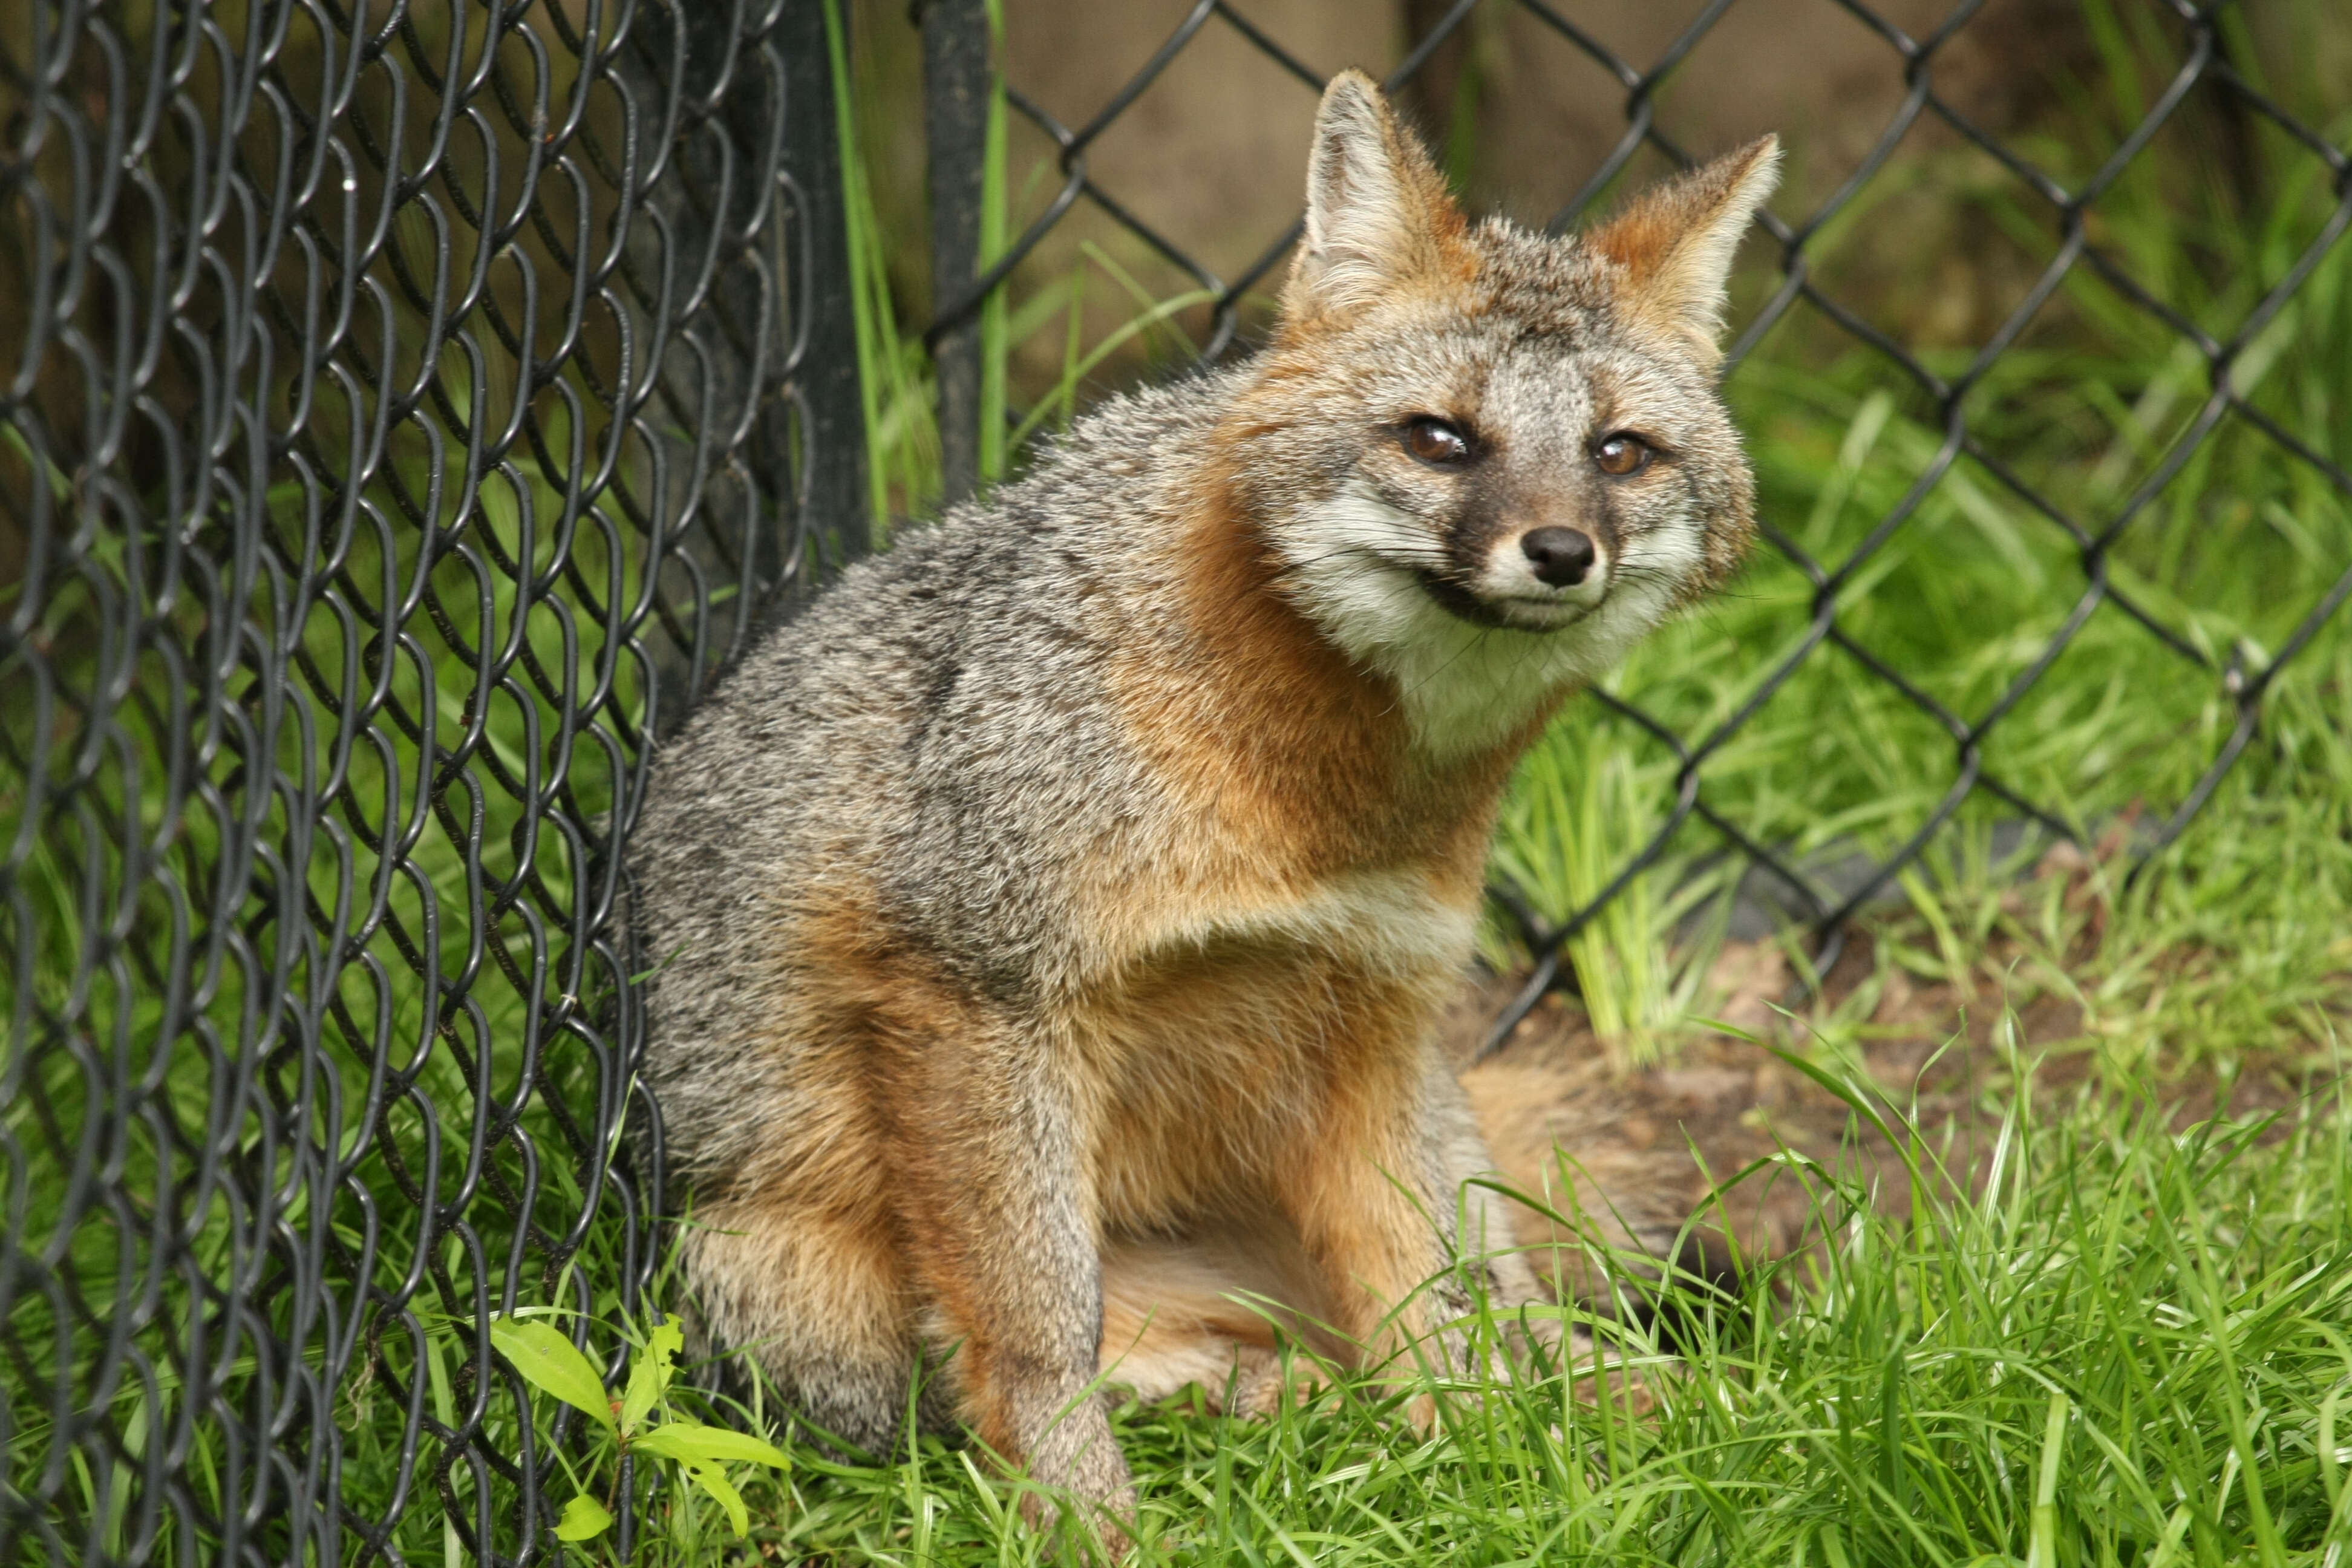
[1402,626,1496,699]
[1277,544,1452,573]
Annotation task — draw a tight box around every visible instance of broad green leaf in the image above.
[488,1318,615,1436]
[619,1321,682,1437]
[673,1453,748,1538]
[633,1419,790,1470]
[554,1494,613,1542]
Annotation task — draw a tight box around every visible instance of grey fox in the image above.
[630,69,1775,1537]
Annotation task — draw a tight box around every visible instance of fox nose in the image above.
[1521,526,1597,588]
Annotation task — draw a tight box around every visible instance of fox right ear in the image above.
[1587,136,1781,368]
[1284,71,1467,324]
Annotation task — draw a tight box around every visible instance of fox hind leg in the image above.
[683,1191,934,1455]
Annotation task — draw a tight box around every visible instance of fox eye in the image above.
[1402,417,1474,467]
[1593,432,1655,477]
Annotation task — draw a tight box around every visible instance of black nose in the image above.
[1521,526,1597,588]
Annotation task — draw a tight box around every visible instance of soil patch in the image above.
[1441,918,2325,1301]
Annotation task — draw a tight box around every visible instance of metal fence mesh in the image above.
[2,1,858,1561]
[2,0,2348,1563]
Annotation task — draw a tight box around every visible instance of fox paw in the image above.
[1228,1359,1330,1419]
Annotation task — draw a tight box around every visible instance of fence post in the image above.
[922,0,990,509]
[782,0,872,564]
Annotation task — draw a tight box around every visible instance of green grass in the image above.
[560,1045,2352,1567]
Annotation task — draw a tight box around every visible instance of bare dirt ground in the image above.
[1438,903,2324,1304]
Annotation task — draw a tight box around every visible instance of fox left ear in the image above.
[1284,70,1468,324]
[1587,136,1781,368]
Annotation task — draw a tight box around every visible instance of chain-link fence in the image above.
[4,0,2349,1563]
[2,0,861,1561]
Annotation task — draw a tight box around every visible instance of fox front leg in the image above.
[1275,1052,1485,1400]
[895,1028,1135,1544]
[1421,1060,1588,1372]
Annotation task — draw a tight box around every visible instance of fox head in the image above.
[1226,71,1778,757]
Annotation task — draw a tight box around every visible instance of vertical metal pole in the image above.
[782,0,872,566]
[922,0,989,509]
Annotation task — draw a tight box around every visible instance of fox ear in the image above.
[1284,71,1466,323]
[1587,136,1780,367]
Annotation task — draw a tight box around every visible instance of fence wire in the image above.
[916,0,2352,1048]
[3,0,2349,1564]
[1,0,860,1562]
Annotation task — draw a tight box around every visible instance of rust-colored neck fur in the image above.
[1112,463,1548,909]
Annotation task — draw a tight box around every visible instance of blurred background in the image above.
[846,1,2347,442]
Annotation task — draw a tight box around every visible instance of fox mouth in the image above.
[1414,570,1600,631]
